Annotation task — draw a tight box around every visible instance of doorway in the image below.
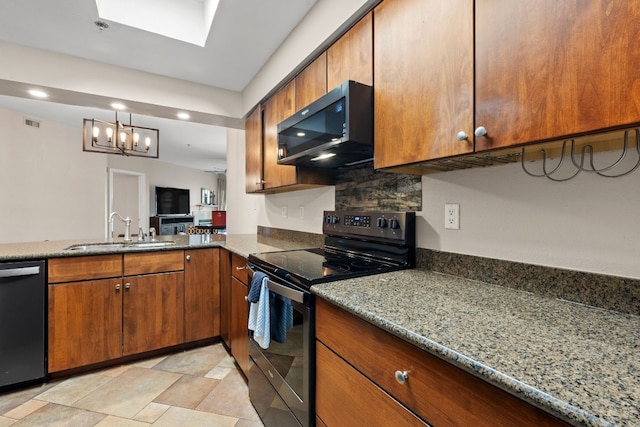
[107,168,147,240]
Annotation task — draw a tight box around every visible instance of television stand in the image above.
[150,216,194,235]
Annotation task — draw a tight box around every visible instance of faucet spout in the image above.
[109,211,133,242]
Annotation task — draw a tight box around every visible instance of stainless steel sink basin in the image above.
[64,241,175,251]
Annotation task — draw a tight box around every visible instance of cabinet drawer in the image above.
[231,253,248,284]
[316,341,429,427]
[124,250,184,276]
[316,299,568,427]
[48,255,122,283]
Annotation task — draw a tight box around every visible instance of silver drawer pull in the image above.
[395,370,408,385]
[236,266,247,270]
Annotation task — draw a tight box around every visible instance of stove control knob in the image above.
[377,217,387,228]
[389,218,400,229]
[330,215,340,224]
[324,215,331,224]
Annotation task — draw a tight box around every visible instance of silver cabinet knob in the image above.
[394,370,408,384]
[186,255,191,261]
[474,126,487,137]
[456,131,469,141]
[115,283,121,291]
[236,266,247,270]
[125,282,131,289]
[244,296,249,302]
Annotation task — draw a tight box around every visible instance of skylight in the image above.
[95,0,219,47]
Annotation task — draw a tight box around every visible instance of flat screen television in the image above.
[155,186,190,215]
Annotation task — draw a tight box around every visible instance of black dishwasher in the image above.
[0,260,47,390]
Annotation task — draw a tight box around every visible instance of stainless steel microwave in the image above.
[277,80,373,168]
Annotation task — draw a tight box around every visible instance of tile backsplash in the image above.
[335,162,421,211]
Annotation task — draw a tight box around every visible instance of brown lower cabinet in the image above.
[123,271,184,356]
[48,249,220,373]
[48,277,123,372]
[315,298,569,427]
[229,253,250,377]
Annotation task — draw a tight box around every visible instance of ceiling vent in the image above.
[24,118,41,128]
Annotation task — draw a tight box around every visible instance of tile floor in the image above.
[0,344,264,427]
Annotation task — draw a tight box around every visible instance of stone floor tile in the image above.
[152,406,237,427]
[130,355,167,370]
[132,402,169,424]
[154,375,220,409]
[0,382,57,414]
[2,400,47,420]
[235,419,266,427]
[152,345,228,377]
[10,403,105,427]
[205,365,233,380]
[74,367,180,418]
[35,373,112,406]
[93,415,149,427]
[0,416,16,426]
[197,370,260,421]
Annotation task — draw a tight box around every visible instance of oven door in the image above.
[247,268,314,427]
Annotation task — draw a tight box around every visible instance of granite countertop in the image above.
[312,270,639,427]
[0,233,314,261]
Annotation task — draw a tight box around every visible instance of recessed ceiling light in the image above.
[28,89,48,98]
[111,102,126,110]
[177,112,190,120]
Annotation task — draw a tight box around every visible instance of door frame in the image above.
[106,168,147,240]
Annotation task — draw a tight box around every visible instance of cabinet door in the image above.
[316,342,429,427]
[295,52,327,109]
[219,249,231,347]
[123,272,184,355]
[245,106,264,193]
[48,279,122,372]
[184,248,220,342]
[475,1,640,151]
[373,0,474,168]
[230,276,250,377]
[327,12,373,89]
[263,80,297,189]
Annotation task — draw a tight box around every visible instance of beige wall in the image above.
[0,108,217,243]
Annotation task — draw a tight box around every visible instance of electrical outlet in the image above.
[444,203,460,230]
[281,206,288,218]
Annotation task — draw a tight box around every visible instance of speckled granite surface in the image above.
[312,270,640,427]
[418,248,640,315]
[0,233,315,261]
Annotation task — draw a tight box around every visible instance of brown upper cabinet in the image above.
[475,0,640,151]
[327,11,373,89]
[374,0,640,171]
[245,106,263,193]
[295,52,327,109]
[249,80,333,193]
[373,0,474,169]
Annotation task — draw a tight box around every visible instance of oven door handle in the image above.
[266,278,305,303]
[248,266,305,304]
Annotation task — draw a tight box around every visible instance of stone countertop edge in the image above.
[0,234,317,261]
[311,270,638,427]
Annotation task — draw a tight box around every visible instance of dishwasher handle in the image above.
[0,266,41,279]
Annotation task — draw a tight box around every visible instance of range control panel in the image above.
[323,210,415,244]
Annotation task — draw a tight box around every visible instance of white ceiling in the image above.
[0,0,318,172]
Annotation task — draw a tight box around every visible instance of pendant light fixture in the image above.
[82,112,159,158]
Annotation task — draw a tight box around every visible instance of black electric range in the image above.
[248,210,416,289]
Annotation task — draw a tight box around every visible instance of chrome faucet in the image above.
[109,211,132,242]
[149,227,157,241]
[138,227,146,242]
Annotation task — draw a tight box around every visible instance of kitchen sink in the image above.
[64,241,176,251]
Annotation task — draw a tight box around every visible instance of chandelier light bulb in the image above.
[92,126,100,142]
[106,127,113,141]
[133,132,140,149]
[145,136,151,151]
[119,131,127,148]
